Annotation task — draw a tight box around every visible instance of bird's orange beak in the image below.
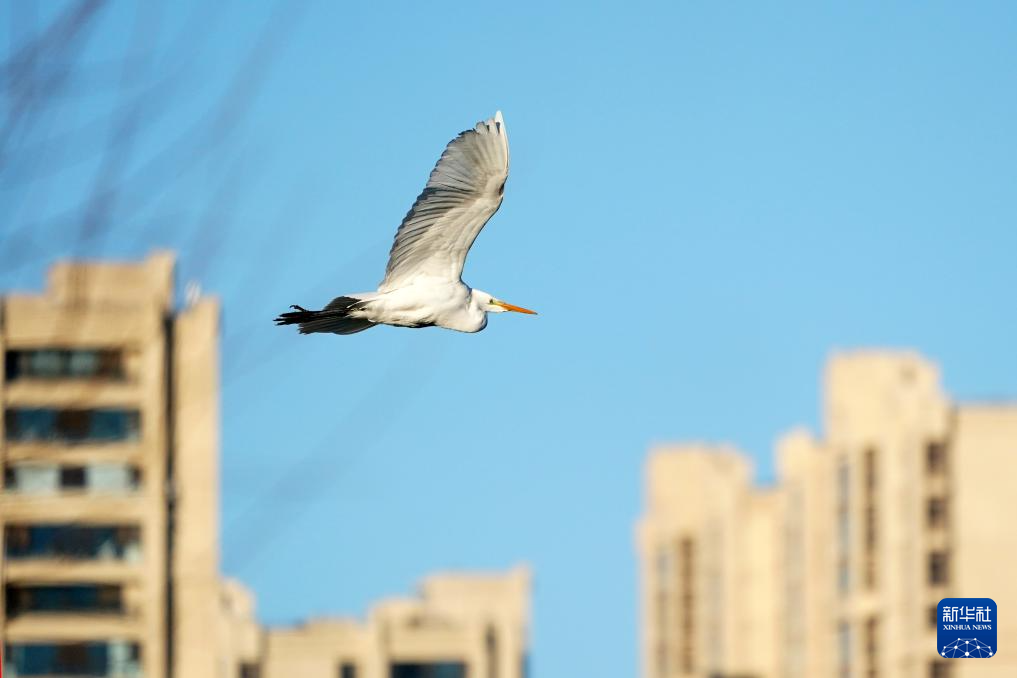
[495,300,537,315]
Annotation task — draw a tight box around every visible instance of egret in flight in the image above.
[275,111,535,335]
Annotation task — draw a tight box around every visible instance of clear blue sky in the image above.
[3,2,1017,676]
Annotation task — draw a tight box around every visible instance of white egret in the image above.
[275,111,535,335]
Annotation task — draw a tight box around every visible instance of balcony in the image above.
[4,463,142,495]
[5,408,140,445]
[5,524,142,564]
[5,349,127,382]
[3,641,142,678]
[6,584,124,618]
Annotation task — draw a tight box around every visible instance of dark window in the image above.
[864,506,877,548]
[4,642,139,677]
[60,466,87,489]
[485,626,499,678]
[390,663,466,678]
[929,551,949,586]
[4,524,140,560]
[339,663,358,678]
[4,349,17,379]
[5,584,123,617]
[926,441,947,474]
[56,410,91,439]
[864,448,877,490]
[679,536,695,674]
[5,408,140,443]
[241,663,262,678]
[863,448,878,590]
[929,605,939,628]
[927,497,947,528]
[865,616,879,678]
[5,349,125,381]
[929,661,952,678]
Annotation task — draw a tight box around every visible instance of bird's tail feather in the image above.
[274,296,377,335]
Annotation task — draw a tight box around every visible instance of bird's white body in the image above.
[276,111,536,336]
[346,281,489,333]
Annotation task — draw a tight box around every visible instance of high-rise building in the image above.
[262,567,531,678]
[0,253,248,678]
[1,253,531,678]
[636,447,782,678]
[637,351,1017,678]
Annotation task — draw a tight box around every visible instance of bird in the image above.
[275,111,535,336]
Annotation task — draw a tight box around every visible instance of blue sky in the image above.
[3,2,1017,676]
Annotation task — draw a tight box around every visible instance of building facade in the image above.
[637,351,1017,678]
[262,567,531,678]
[0,253,250,678]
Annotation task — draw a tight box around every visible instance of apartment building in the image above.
[0,253,255,678]
[261,567,531,678]
[637,351,1017,678]
[0,253,531,678]
[636,447,782,678]
[260,569,532,678]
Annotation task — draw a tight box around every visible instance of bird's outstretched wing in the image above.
[379,111,509,291]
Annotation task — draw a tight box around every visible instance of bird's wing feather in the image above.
[379,111,509,290]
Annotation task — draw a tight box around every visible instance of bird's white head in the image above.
[471,289,537,316]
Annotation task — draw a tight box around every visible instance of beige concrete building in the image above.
[636,447,783,678]
[262,567,531,678]
[0,253,251,678]
[1,253,531,678]
[637,351,1017,678]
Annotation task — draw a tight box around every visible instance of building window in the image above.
[838,558,850,594]
[679,537,695,674]
[864,506,877,548]
[4,524,141,561]
[390,663,466,678]
[864,616,879,678]
[5,584,123,617]
[241,663,262,678]
[929,551,949,586]
[927,497,947,528]
[837,461,851,594]
[656,546,671,583]
[5,349,125,381]
[929,605,939,628]
[485,625,499,678]
[5,408,140,443]
[863,448,877,490]
[863,557,877,592]
[60,466,87,489]
[4,641,140,677]
[339,662,358,678]
[929,661,951,678]
[926,441,947,474]
[838,621,851,678]
[862,448,878,590]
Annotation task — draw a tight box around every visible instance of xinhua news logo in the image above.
[938,598,997,659]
